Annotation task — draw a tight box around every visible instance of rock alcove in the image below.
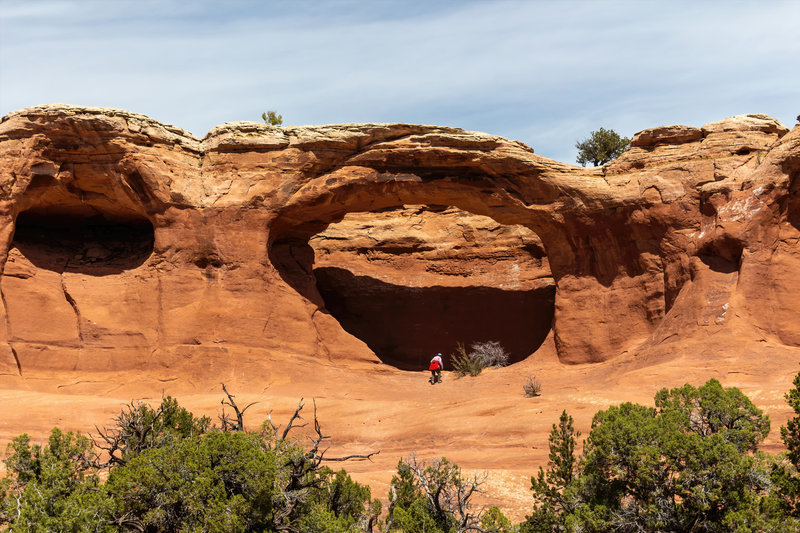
[11,206,154,275]
[3,194,157,359]
[272,205,555,370]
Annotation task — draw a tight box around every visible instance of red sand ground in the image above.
[1,334,795,521]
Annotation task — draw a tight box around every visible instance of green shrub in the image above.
[526,379,781,531]
[451,343,483,377]
[386,455,486,532]
[95,395,210,466]
[262,110,283,126]
[481,505,514,532]
[575,127,630,166]
[770,365,800,519]
[1,429,112,532]
[452,341,510,378]
[105,430,278,532]
[524,410,579,532]
[0,389,378,532]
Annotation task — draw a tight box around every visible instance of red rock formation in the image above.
[0,106,797,378]
[1,106,798,517]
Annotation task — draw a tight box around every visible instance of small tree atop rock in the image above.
[575,127,630,166]
[262,110,283,126]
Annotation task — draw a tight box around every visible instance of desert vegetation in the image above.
[452,341,511,377]
[575,127,630,167]
[0,387,380,532]
[4,372,800,532]
[523,379,787,532]
[523,376,542,397]
[262,110,283,126]
[384,455,489,532]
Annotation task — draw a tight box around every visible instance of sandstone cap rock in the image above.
[701,113,789,136]
[630,125,703,148]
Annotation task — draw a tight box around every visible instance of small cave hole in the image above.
[789,173,800,231]
[790,203,800,232]
[697,235,744,274]
[11,208,154,274]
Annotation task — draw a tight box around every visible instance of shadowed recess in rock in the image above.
[789,168,800,231]
[11,208,154,274]
[314,267,554,370]
[697,235,744,274]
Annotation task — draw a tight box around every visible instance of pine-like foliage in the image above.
[524,379,786,531]
[262,110,283,126]
[783,369,800,468]
[575,127,630,166]
[1,391,379,532]
[772,367,800,518]
[523,410,579,531]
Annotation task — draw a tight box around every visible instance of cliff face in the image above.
[0,105,798,379]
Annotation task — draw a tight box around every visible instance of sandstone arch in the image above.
[0,105,797,378]
[260,129,672,365]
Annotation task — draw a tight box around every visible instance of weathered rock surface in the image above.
[0,105,798,516]
[0,105,797,375]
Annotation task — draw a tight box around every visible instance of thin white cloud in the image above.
[1,0,798,163]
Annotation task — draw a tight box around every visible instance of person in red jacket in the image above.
[429,353,443,384]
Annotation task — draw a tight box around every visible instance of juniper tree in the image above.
[524,410,580,532]
[772,367,800,518]
[262,110,283,126]
[575,127,630,166]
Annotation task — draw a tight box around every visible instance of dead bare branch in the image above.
[320,451,380,462]
[391,454,488,533]
[91,399,166,468]
[281,398,307,441]
[219,382,257,432]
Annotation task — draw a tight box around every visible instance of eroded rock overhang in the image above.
[0,104,798,376]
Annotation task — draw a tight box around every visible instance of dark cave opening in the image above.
[314,267,555,370]
[697,235,744,274]
[270,206,556,370]
[11,208,154,274]
[789,172,800,232]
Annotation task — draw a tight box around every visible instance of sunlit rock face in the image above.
[0,105,797,378]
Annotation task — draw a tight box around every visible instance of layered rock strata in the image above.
[0,105,797,378]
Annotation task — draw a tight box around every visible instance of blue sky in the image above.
[1,0,798,164]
